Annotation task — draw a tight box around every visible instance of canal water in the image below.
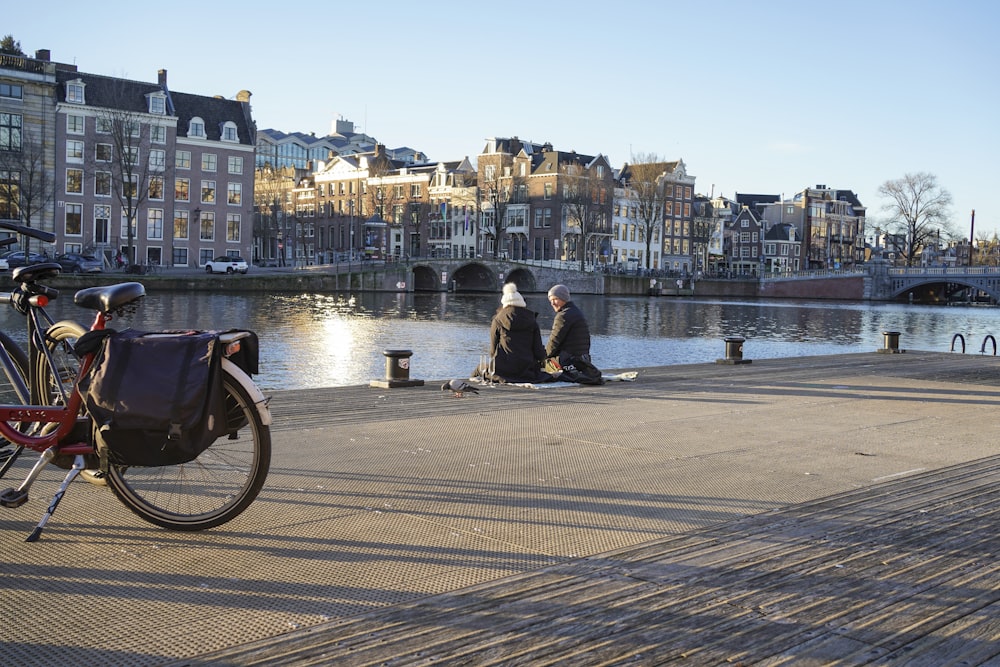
[8,291,1000,391]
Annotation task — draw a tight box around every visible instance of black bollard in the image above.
[370,349,425,388]
[716,336,752,365]
[877,331,905,354]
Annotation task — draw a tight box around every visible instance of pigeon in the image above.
[441,379,479,397]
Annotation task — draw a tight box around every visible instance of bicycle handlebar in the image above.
[0,220,56,244]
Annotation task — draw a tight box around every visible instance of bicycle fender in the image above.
[221,358,272,426]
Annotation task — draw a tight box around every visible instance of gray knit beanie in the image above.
[547,284,571,301]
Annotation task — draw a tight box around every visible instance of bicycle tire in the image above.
[0,330,30,406]
[106,364,271,531]
[0,331,30,458]
[34,320,86,407]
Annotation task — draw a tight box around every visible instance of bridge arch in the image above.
[889,278,1000,304]
[411,264,440,291]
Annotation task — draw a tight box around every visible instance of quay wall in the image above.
[41,268,865,301]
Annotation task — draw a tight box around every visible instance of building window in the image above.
[65,168,83,194]
[94,204,110,244]
[201,153,217,172]
[174,210,189,239]
[221,122,238,142]
[148,175,164,200]
[149,149,166,171]
[124,173,138,199]
[226,214,241,242]
[95,171,111,196]
[0,83,23,99]
[150,125,166,143]
[95,117,111,133]
[199,249,214,265]
[544,183,553,200]
[66,81,85,104]
[65,203,82,235]
[148,95,166,115]
[176,150,191,169]
[0,171,20,220]
[66,114,85,135]
[410,184,421,198]
[120,210,137,239]
[172,247,188,267]
[227,156,243,174]
[66,140,84,162]
[95,143,112,162]
[175,178,190,201]
[189,117,205,138]
[147,209,164,240]
[201,180,216,203]
[227,182,242,205]
[0,113,21,152]
[199,212,215,241]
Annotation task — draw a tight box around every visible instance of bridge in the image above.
[874,264,1000,303]
[364,258,611,295]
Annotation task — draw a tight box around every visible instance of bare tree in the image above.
[254,165,296,265]
[562,162,612,270]
[877,172,954,267]
[0,130,54,254]
[624,153,666,269]
[95,84,158,265]
[479,160,526,260]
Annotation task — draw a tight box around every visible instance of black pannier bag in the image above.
[78,329,229,467]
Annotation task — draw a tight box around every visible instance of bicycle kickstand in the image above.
[0,447,85,542]
[24,454,87,542]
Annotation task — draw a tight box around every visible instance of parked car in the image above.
[0,257,8,271]
[205,256,249,274]
[54,253,103,274]
[2,250,47,268]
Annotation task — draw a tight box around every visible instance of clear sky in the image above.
[6,0,998,237]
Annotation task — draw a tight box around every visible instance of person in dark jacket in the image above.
[479,283,553,383]
[545,284,592,364]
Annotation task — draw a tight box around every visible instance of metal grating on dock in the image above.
[2,351,1000,666]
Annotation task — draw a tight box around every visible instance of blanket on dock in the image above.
[470,371,638,390]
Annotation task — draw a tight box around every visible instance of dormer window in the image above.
[221,121,238,142]
[146,92,166,115]
[66,80,85,104]
[189,117,205,138]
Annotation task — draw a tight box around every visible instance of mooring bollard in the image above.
[716,336,751,365]
[878,331,905,354]
[370,349,425,388]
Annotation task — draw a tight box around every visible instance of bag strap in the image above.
[166,336,202,441]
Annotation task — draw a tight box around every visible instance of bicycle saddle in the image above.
[74,282,146,313]
[12,262,62,284]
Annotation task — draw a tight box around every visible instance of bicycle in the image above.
[0,222,272,542]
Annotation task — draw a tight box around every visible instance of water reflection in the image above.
[6,291,1000,391]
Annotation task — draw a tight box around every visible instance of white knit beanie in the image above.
[500,282,526,308]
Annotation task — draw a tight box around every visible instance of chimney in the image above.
[158,69,167,87]
[34,49,51,61]
[236,89,251,103]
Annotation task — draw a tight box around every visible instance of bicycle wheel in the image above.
[0,331,30,460]
[34,321,86,407]
[0,330,30,406]
[106,364,271,531]
[34,321,100,470]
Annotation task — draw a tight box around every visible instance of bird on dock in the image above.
[442,379,479,397]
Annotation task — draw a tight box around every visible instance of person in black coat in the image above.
[545,284,591,362]
[479,283,553,383]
